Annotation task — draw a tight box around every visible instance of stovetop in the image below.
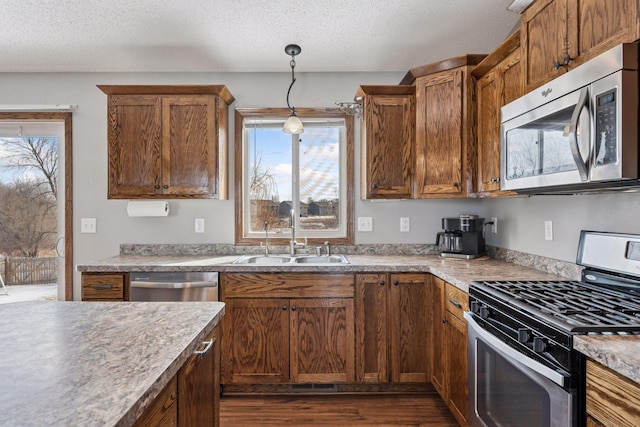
[471,279,640,333]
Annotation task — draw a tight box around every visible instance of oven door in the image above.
[465,312,575,427]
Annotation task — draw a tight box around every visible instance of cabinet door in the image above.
[502,49,523,107]
[477,70,501,194]
[429,276,446,395]
[107,95,162,198]
[521,0,573,90]
[221,298,290,384]
[577,0,639,65]
[415,70,464,196]
[290,298,355,383]
[388,273,429,383]
[178,326,219,427]
[162,96,218,197]
[362,94,415,199]
[355,273,389,383]
[445,311,468,427]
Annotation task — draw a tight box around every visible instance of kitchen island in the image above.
[0,301,225,426]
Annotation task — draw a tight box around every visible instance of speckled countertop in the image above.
[76,254,565,293]
[0,301,225,427]
[574,336,640,384]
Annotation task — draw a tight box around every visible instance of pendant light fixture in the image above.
[283,44,304,134]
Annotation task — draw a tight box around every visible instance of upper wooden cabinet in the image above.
[473,31,522,196]
[356,86,415,199]
[414,65,477,198]
[521,0,640,91]
[98,85,234,200]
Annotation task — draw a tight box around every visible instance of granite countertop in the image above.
[0,301,225,427]
[76,254,565,292]
[574,335,640,384]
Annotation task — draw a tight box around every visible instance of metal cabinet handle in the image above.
[91,285,112,290]
[372,183,378,189]
[442,318,447,324]
[379,280,385,286]
[448,298,462,308]
[154,184,160,189]
[163,184,169,189]
[291,305,297,311]
[393,280,399,286]
[282,305,288,310]
[194,339,214,358]
[452,182,459,187]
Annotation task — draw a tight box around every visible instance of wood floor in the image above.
[219,393,459,426]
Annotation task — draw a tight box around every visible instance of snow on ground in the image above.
[0,284,58,304]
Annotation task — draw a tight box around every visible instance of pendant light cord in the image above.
[286,56,297,113]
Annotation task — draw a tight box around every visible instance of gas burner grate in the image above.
[474,280,640,332]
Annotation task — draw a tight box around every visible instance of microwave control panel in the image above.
[594,88,617,166]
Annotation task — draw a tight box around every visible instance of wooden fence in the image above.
[0,257,57,285]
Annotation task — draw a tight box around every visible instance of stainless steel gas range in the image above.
[466,231,640,427]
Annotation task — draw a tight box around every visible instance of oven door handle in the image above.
[464,311,567,388]
[568,86,590,181]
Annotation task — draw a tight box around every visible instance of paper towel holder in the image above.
[126,200,170,217]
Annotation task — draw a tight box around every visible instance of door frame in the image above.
[0,112,73,300]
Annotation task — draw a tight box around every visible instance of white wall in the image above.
[482,192,640,262]
[1,71,638,298]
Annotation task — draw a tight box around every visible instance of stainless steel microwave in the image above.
[500,43,640,194]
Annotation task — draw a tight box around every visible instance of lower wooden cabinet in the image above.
[81,272,129,301]
[430,276,469,426]
[355,273,429,383]
[135,326,220,427]
[220,273,355,385]
[586,358,640,426]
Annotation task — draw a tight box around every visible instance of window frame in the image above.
[234,108,354,246]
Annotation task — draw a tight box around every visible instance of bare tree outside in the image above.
[249,153,280,231]
[0,137,58,257]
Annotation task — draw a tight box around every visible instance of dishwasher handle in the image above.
[130,280,218,289]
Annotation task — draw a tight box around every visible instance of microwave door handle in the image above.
[569,87,590,181]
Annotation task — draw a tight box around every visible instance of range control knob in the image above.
[470,301,480,314]
[517,328,531,343]
[479,306,490,320]
[533,337,547,353]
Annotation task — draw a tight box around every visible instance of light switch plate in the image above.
[358,217,373,232]
[81,218,96,234]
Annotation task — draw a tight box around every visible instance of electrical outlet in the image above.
[80,218,96,234]
[544,220,553,241]
[491,217,498,234]
[195,218,205,233]
[358,217,373,232]
[400,217,410,232]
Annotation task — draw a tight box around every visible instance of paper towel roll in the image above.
[126,200,170,217]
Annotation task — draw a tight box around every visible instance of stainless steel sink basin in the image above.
[232,255,293,264]
[292,255,350,264]
[232,254,349,265]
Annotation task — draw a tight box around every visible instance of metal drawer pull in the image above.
[91,285,113,290]
[194,339,214,358]
[448,298,461,308]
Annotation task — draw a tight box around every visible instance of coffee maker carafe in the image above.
[436,214,485,259]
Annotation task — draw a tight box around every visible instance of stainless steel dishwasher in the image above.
[129,272,218,302]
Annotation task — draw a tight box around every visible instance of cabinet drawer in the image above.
[82,273,126,300]
[444,283,468,318]
[586,359,640,426]
[222,273,355,298]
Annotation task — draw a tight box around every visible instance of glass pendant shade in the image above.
[283,113,304,134]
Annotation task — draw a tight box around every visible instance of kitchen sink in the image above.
[232,255,293,264]
[292,255,350,264]
[232,254,349,265]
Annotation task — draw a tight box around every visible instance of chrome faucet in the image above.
[290,209,297,255]
[264,220,270,256]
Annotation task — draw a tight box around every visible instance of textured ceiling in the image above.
[1,0,519,73]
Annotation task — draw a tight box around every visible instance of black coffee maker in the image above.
[435,214,486,259]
